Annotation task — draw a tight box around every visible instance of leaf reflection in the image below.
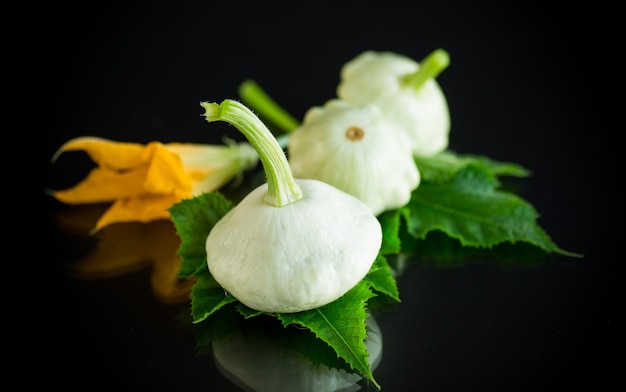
[195,306,383,392]
[398,230,552,270]
[56,203,195,303]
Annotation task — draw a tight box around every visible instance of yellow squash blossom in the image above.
[50,136,258,231]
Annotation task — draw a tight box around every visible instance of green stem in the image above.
[238,79,301,134]
[401,48,450,91]
[201,99,302,207]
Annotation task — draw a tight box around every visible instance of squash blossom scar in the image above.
[345,126,365,141]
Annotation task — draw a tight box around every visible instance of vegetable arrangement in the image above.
[169,49,582,389]
[50,48,583,390]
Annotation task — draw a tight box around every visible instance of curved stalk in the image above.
[201,99,302,207]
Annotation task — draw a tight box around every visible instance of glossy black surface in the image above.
[40,2,621,390]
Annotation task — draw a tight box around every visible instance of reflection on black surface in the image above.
[398,230,553,269]
[55,203,195,303]
[209,313,383,392]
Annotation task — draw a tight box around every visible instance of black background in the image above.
[38,1,621,390]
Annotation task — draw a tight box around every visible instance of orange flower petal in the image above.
[143,142,193,197]
[53,136,148,170]
[52,166,151,204]
[165,141,259,196]
[95,194,179,229]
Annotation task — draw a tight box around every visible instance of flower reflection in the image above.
[210,314,383,392]
[56,203,194,303]
[50,136,258,231]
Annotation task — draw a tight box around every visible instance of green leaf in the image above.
[236,303,266,319]
[199,312,359,378]
[273,318,355,374]
[364,254,400,303]
[378,209,402,254]
[192,303,242,353]
[276,281,379,388]
[169,192,234,277]
[191,273,238,323]
[402,165,581,257]
[414,150,531,184]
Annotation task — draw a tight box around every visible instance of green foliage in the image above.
[364,255,400,302]
[190,273,238,323]
[169,192,233,277]
[414,150,531,184]
[378,209,402,255]
[192,303,242,352]
[277,281,379,389]
[169,146,582,389]
[402,164,582,257]
[169,82,583,390]
[169,147,582,390]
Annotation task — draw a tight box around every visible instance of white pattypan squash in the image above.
[206,179,381,313]
[202,100,382,313]
[288,99,420,216]
[337,49,451,157]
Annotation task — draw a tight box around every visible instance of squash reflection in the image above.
[212,314,383,392]
[56,203,194,303]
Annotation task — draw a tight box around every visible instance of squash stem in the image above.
[401,48,450,91]
[201,99,303,207]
